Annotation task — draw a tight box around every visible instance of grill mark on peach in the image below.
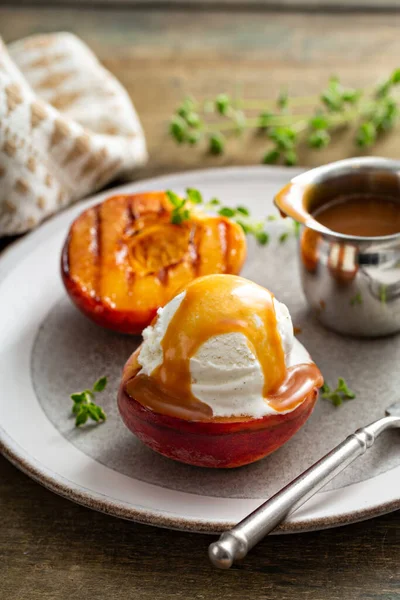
[130,194,143,222]
[225,220,232,273]
[157,203,168,219]
[62,233,72,278]
[125,198,136,290]
[226,219,239,275]
[220,219,230,273]
[127,195,138,226]
[93,205,102,301]
[156,267,169,286]
[189,223,201,277]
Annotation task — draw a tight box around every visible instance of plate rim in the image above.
[2,428,399,534]
[1,164,399,534]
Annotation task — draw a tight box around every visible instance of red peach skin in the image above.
[118,353,320,468]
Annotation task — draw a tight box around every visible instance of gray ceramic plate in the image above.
[1,166,399,533]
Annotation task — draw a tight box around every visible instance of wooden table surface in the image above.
[0,6,399,599]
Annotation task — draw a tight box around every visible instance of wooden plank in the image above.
[9,0,400,9]
[1,457,399,600]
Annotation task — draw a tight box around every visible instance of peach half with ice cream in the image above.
[118,274,323,468]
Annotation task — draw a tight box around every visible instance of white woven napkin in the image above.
[0,33,148,236]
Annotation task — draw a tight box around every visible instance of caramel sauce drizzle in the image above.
[158,275,286,403]
[126,275,323,422]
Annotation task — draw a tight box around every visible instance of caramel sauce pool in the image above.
[313,194,400,237]
[126,275,322,421]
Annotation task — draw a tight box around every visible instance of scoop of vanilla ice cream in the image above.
[138,291,309,418]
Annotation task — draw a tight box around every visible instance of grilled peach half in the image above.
[118,349,321,468]
[61,192,246,334]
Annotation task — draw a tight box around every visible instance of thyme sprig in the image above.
[166,188,271,244]
[169,70,400,165]
[321,377,356,407]
[166,188,301,246]
[70,377,108,427]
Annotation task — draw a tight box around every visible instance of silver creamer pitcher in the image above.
[274,157,400,337]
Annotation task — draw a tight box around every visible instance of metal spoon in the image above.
[209,402,400,569]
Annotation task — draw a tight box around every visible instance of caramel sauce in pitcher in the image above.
[275,182,400,238]
[313,194,400,237]
[125,275,322,422]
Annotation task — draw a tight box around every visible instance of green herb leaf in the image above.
[176,96,195,119]
[350,292,363,306]
[336,377,356,399]
[96,406,107,422]
[269,127,296,151]
[279,232,289,243]
[186,188,203,204]
[309,114,329,130]
[284,150,297,166]
[72,403,81,415]
[218,207,236,217]
[171,210,184,225]
[186,112,201,128]
[356,122,376,147]
[391,68,400,84]
[236,220,250,234]
[87,403,101,422]
[215,94,231,116]
[92,376,108,393]
[263,149,280,164]
[236,206,250,216]
[71,377,107,428]
[277,89,289,110]
[321,377,356,407]
[321,383,331,396]
[187,131,202,145]
[85,403,106,423]
[209,198,220,206]
[166,190,184,208]
[71,392,86,403]
[256,231,269,245]
[331,393,343,407]
[75,409,89,427]
[342,89,361,104]
[169,116,187,144]
[258,111,273,130]
[321,77,344,112]
[209,133,225,155]
[308,130,330,149]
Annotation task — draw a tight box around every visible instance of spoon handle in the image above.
[209,415,398,569]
